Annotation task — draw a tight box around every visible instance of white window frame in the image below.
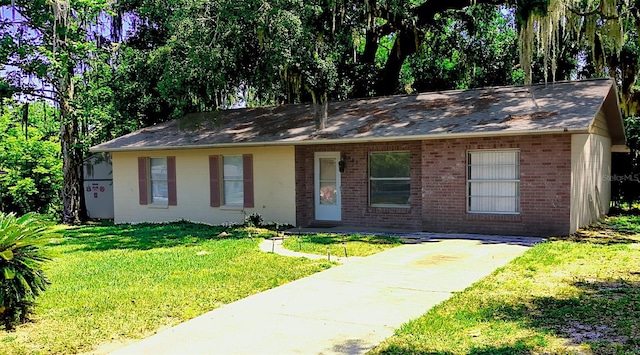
[467,149,520,214]
[149,157,168,205]
[369,151,411,208]
[222,155,244,206]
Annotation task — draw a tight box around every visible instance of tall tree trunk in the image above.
[362,28,379,64]
[376,29,420,95]
[311,90,328,130]
[22,103,29,140]
[59,70,86,224]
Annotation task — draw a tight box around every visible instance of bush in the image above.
[244,213,264,227]
[0,212,51,330]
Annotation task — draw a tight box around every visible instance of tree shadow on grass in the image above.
[377,279,639,354]
[538,279,640,353]
[551,226,640,245]
[53,221,235,252]
[483,279,640,354]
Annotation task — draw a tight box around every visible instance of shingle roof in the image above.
[91,79,625,152]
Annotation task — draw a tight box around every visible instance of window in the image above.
[318,157,337,205]
[150,158,168,205]
[223,155,243,205]
[209,154,254,208]
[369,151,410,207]
[137,156,176,206]
[467,150,520,213]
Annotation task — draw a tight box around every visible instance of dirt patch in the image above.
[555,224,640,244]
[560,321,629,345]
[412,254,466,267]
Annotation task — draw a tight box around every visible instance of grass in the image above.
[4,215,638,354]
[371,214,640,354]
[0,221,333,354]
[281,233,403,257]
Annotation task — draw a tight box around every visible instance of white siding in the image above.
[570,134,611,233]
[112,146,296,225]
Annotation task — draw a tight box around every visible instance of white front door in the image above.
[314,152,341,221]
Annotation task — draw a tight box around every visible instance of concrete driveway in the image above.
[110,235,540,355]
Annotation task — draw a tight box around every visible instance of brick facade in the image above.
[295,141,423,230]
[295,133,572,236]
[421,134,572,236]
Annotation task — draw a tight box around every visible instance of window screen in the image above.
[467,150,520,213]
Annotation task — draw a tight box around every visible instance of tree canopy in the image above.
[107,0,640,118]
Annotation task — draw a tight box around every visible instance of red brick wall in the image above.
[295,134,572,236]
[295,142,423,230]
[421,134,571,236]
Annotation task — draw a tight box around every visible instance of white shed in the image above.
[83,154,114,219]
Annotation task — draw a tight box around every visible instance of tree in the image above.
[404,5,522,92]
[1,0,121,224]
[108,0,629,126]
[0,102,63,216]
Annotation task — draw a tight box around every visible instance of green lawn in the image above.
[0,221,332,354]
[4,216,639,355]
[282,233,403,257]
[372,215,640,354]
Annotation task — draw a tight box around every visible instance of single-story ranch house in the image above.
[92,78,627,236]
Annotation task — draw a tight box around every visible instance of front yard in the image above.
[0,222,333,354]
[2,214,639,354]
[372,214,640,354]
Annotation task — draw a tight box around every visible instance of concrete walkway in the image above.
[258,237,365,263]
[111,235,540,355]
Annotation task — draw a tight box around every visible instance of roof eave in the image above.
[90,128,587,153]
[602,80,627,145]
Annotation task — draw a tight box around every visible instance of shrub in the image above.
[0,212,51,330]
[244,213,264,227]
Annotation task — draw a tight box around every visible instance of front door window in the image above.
[314,152,341,221]
[319,158,337,205]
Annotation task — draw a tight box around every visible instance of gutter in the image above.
[90,127,588,153]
